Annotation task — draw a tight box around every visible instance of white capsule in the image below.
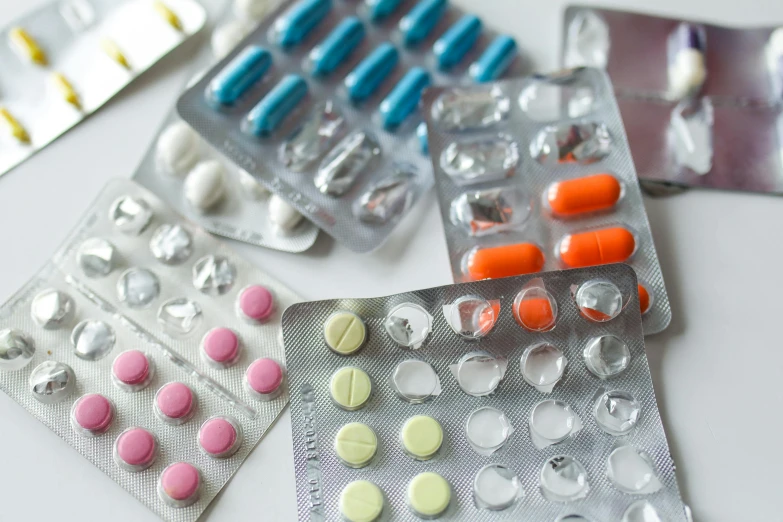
[234,0,270,21]
[668,48,706,99]
[185,160,226,211]
[211,20,251,60]
[156,121,201,177]
[268,194,303,233]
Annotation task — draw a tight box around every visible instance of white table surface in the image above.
[1,0,782,520]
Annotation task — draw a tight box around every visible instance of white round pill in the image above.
[234,0,270,20]
[185,160,226,211]
[269,194,303,233]
[156,121,201,177]
[211,20,250,60]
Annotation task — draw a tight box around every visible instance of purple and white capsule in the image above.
[667,23,707,99]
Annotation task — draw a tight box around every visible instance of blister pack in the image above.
[0,0,207,177]
[176,0,525,252]
[562,6,783,195]
[0,178,299,521]
[281,264,687,521]
[421,67,670,335]
[133,0,322,252]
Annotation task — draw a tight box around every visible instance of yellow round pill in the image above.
[330,367,372,411]
[335,422,377,468]
[324,311,366,355]
[340,480,384,522]
[400,415,443,460]
[407,472,451,518]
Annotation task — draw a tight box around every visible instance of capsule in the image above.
[399,0,447,46]
[469,35,517,83]
[207,46,272,105]
[379,67,431,129]
[365,0,403,21]
[153,0,183,31]
[245,74,308,135]
[9,27,47,65]
[433,15,482,69]
[309,17,365,76]
[416,122,428,155]
[272,0,331,48]
[101,38,130,70]
[546,173,622,217]
[345,43,399,101]
[638,283,652,315]
[514,296,556,332]
[465,243,545,280]
[51,73,81,109]
[0,107,30,144]
[668,23,706,99]
[558,227,636,268]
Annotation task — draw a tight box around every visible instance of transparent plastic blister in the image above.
[133,0,321,253]
[422,67,670,335]
[0,178,299,522]
[176,0,526,252]
[0,0,207,177]
[281,264,688,521]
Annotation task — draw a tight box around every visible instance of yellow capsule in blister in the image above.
[0,108,31,144]
[153,1,183,31]
[9,27,47,65]
[101,38,130,70]
[51,73,82,109]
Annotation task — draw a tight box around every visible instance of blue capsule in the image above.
[245,75,308,135]
[416,122,428,155]
[365,0,403,21]
[379,67,431,129]
[345,43,399,101]
[207,46,272,106]
[433,15,482,69]
[399,0,447,47]
[309,17,365,76]
[469,35,517,83]
[272,0,331,48]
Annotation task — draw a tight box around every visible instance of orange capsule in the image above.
[466,243,545,280]
[638,283,651,315]
[558,227,636,268]
[514,296,556,331]
[546,173,622,217]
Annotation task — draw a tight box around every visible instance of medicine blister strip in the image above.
[0,0,207,177]
[0,179,299,522]
[282,264,688,521]
[422,67,670,335]
[176,0,526,252]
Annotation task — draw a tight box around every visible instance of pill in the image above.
[379,67,431,129]
[272,0,331,47]
[234,0,271,21]
[515,296,556,332]
[101,38,130,69]
[335,422,377,468]
[433,15,482,69]
[365,0,402,21]
[245,358,285,400]
[668,23,706,99]
[156,121,201,177]
[340,480,384,522]
[237,285,275,322]
[211,20,251,59]
[558,227,636,268]
[158,462,201,508]
[9,27,46,65]
[71,393,114,436]
[114,427,158,472]
[0,107,30,144]
[207,46,273,105]
[51,73,81,109]
[546,173,622,217]
[330,366,372,410]
[638,283,652,315]
[416,122,428,154]
[245,74,308,135]
[153,0,183,31]
[401,415,443,460]
[469,35,517,83]
[201,327,241,368]
[154,382,195,425]
[465,243,545,280]
[399,0,447,47]
[199,416,243,458]
[345,43,399,101]
[407,472,451,518]
[309,17,365,76]
[268,194,304,233]
[184,160,226,211]
[112,350,155,392]
[324,311,366,355]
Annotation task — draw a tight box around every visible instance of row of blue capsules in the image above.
[177,0,524,252]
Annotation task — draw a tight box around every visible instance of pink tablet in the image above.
[154,382,195,425]
[245,358,284,401]
[237,285,275,323]
[114,427,158,471]
[112,350,154,392]
[198,416,242,458]
[201,327,240,368]
[158,462,201,508]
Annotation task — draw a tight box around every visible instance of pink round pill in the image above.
[154,382,195,425]
[112,350,153,391]
[114,427,157,471]
[237,285,275,322]
[71,393,114,436]
[245,358,284,400]
[198,416,242,458]
[201,327,240,368]
[158,462,201,508]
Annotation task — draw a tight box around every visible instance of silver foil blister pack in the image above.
[0,0,207,177]
[281,264,687,521]
[0,178,299,522]
[562,6,783,195]
[176,0,525,252]
[422,67,670,335]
